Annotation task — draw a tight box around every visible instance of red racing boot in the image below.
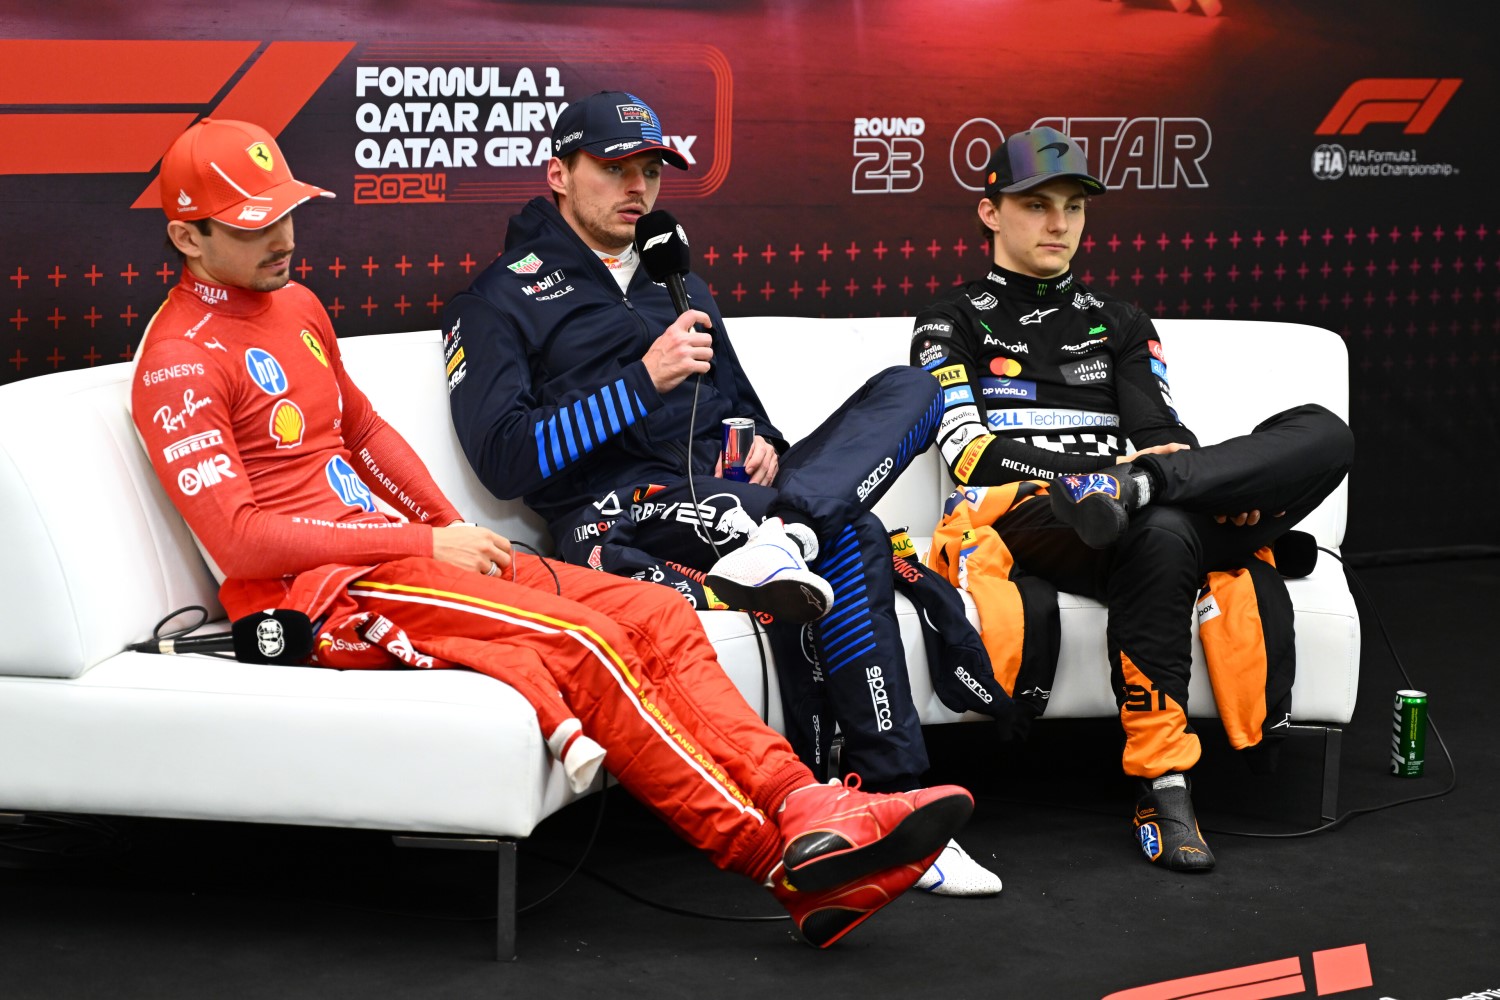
[767,847,945,949]
[777,775,973,892]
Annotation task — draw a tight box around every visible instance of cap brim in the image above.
[580,140,689,170]
[998,172,1107,195]
[209,177,336,230]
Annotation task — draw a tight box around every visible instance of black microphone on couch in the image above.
[128,609,314,665]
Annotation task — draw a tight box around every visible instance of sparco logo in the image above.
[856,457,894,501]
[954,665,993,704]
[866,666,894,731]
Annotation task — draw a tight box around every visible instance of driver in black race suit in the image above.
[910,126,1354,872]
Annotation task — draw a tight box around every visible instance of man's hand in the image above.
[715,434,778,485]
[643,310,714,393]
[1215,510,1286,527]
[1121,442,1191,463]
[432,523,514,575]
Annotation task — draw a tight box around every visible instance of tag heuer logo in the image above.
[507,252,544,274]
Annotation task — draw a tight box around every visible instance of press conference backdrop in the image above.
[2,0,1494,554]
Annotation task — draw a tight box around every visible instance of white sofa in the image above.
[0,316,1357,958]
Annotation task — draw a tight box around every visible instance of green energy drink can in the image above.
[1390,690,1427,778]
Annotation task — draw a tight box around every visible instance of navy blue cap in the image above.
[551,91,688,169]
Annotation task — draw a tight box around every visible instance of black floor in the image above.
[3,558,1496,999]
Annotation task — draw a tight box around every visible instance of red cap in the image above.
[159,119,333,230]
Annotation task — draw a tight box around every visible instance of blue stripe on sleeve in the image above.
[535,421,552,478]
[559,406,579,463]
[587,395,607,440]
[572,400,593,452]
[548,417,564,470]
[600,384,622,434]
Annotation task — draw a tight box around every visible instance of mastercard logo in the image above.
[990,356,1022,377]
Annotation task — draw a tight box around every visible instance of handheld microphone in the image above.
[128,609,315,665]
[634,209,694,316]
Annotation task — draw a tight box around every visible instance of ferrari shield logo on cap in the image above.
[247,141,275,172]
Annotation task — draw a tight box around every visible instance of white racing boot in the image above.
[706,516,833,623]
[913,839,1003,897]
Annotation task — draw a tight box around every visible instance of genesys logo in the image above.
[1311,79,1462,182]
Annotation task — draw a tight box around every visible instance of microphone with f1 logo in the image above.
[633,209,695,317]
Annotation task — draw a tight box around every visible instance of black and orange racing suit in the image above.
[910,263,1354,778]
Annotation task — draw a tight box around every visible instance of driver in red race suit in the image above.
[129,118,973,948]
[910,127,1354,872]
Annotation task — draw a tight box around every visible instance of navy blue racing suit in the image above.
[444,196,944,790]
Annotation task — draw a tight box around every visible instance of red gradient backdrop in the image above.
[1,0,1494,553]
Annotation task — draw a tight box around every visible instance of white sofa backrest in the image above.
[0,366,221,678]
[722,316,1349,548]
[0,316,1347,680]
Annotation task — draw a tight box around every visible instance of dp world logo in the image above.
[1312,143,1346,180]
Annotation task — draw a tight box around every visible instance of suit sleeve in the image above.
[910,303,1113,486]
[328,329,464,526]
[1113,311,1200,451]
[131,337,435,581]
[443,288,664,501]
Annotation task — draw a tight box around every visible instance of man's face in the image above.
[983,178,1088,279]
[548,152,663,251]
[172,215,296,292]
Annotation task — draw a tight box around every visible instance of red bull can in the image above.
[722,417,755,483]
[1390,689,1427,778]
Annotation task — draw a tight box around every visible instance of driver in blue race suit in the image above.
[445,91,1002,897]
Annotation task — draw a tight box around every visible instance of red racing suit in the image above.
[130,272,811,880]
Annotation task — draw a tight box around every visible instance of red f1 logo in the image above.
[1102,943,1373,999]
[1315,78,1462,135]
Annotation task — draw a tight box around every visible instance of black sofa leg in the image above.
[495,839,517,962]
[392,834,519,961]
[1320,726,1343,821]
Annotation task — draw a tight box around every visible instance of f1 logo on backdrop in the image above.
[0,39,353,210]
[1102,943,1373,999]
[1315,78,1462,135]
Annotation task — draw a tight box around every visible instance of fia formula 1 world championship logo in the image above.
[1312,78,1462,182]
